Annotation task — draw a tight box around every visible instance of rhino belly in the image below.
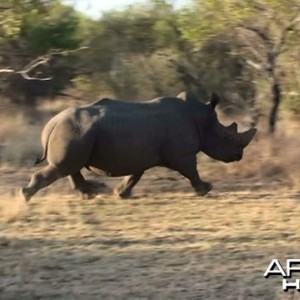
[87,143,161,177]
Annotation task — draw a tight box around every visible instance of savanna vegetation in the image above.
[0,0,299,129]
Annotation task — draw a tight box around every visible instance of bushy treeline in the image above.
[0,0,299,125]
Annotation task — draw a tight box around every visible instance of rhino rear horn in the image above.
[239,128,257,148]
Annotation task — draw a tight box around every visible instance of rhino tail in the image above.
[34,119,58,166]
[34,140,48,166]
[34,154,46,166]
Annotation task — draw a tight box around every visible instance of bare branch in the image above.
[245,59,263,70]
[0,58,52,81]
[0,46,88,81]
[238,25,273,49]
[47,46,89,57]
[19,56,51,80]
[274,12,300,56]
[0,68,15,74]
[19,71,52,81]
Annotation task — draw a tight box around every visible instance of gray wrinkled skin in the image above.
[21,92,256,201]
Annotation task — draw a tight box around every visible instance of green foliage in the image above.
[284,93,300,115]
[21,3,81,55]
[179,0,299,50]
[74,1,182,99]
[0,0,83,104]
[0,0,299,118]
[281,53,300,115]
[194,35,256,109]
[0,10,21,38]
[0,0,54,39]
[178,0,247,49]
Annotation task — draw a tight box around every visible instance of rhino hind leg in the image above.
[169,155,212,196]
[21,165,62,201]
[115,172,144,199]
[68,172,106,199]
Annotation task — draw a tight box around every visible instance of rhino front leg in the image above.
[115,172,144,199]
[69,172,106,199]
[21,165,62,201]
[171,155,212,196]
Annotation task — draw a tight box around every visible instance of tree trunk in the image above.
[269,81,281,133]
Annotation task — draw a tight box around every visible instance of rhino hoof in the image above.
[195,182,212,196]
[20,187,32,202]
[115,189,132,199]
[81,192,97,200]
[79,180,107,199]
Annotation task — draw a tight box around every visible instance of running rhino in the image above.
[21,92,256,201]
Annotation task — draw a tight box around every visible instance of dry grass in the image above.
[0,104,300,299]
[1,186,300,299]
[214,111,300,191]
[0,109,41,166]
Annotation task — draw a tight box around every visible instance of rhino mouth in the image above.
[222,152,243,163]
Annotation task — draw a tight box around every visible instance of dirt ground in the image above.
[1,164,300,300]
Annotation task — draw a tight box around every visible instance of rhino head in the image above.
[178,91,257,163]
[202,93,256,162]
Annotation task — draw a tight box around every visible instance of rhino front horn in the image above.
[239,128,257,148]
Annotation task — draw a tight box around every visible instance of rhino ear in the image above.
[210,92,220,109]
[176,91,188,101]
[177,91,198,104]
